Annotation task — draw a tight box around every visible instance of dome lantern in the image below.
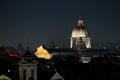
[78,19,84,27]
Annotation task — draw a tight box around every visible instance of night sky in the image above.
[0,0,120,49]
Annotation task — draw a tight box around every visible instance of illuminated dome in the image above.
[71,19,89,38]
[70,19,91,50]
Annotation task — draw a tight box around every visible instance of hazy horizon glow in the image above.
[0,0,120,49]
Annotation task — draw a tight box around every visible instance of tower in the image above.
[70,18,91,50]
[19,46,38,80]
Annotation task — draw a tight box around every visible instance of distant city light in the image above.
[8,53,18,57]
[81,57,91,63]
[8,69,10,72]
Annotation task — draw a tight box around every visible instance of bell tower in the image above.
[19,46,38,80]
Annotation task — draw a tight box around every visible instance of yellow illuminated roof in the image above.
[35,45,50,59]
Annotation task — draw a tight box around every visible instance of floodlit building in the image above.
[70,18,91,50]
[35,45,51,59]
